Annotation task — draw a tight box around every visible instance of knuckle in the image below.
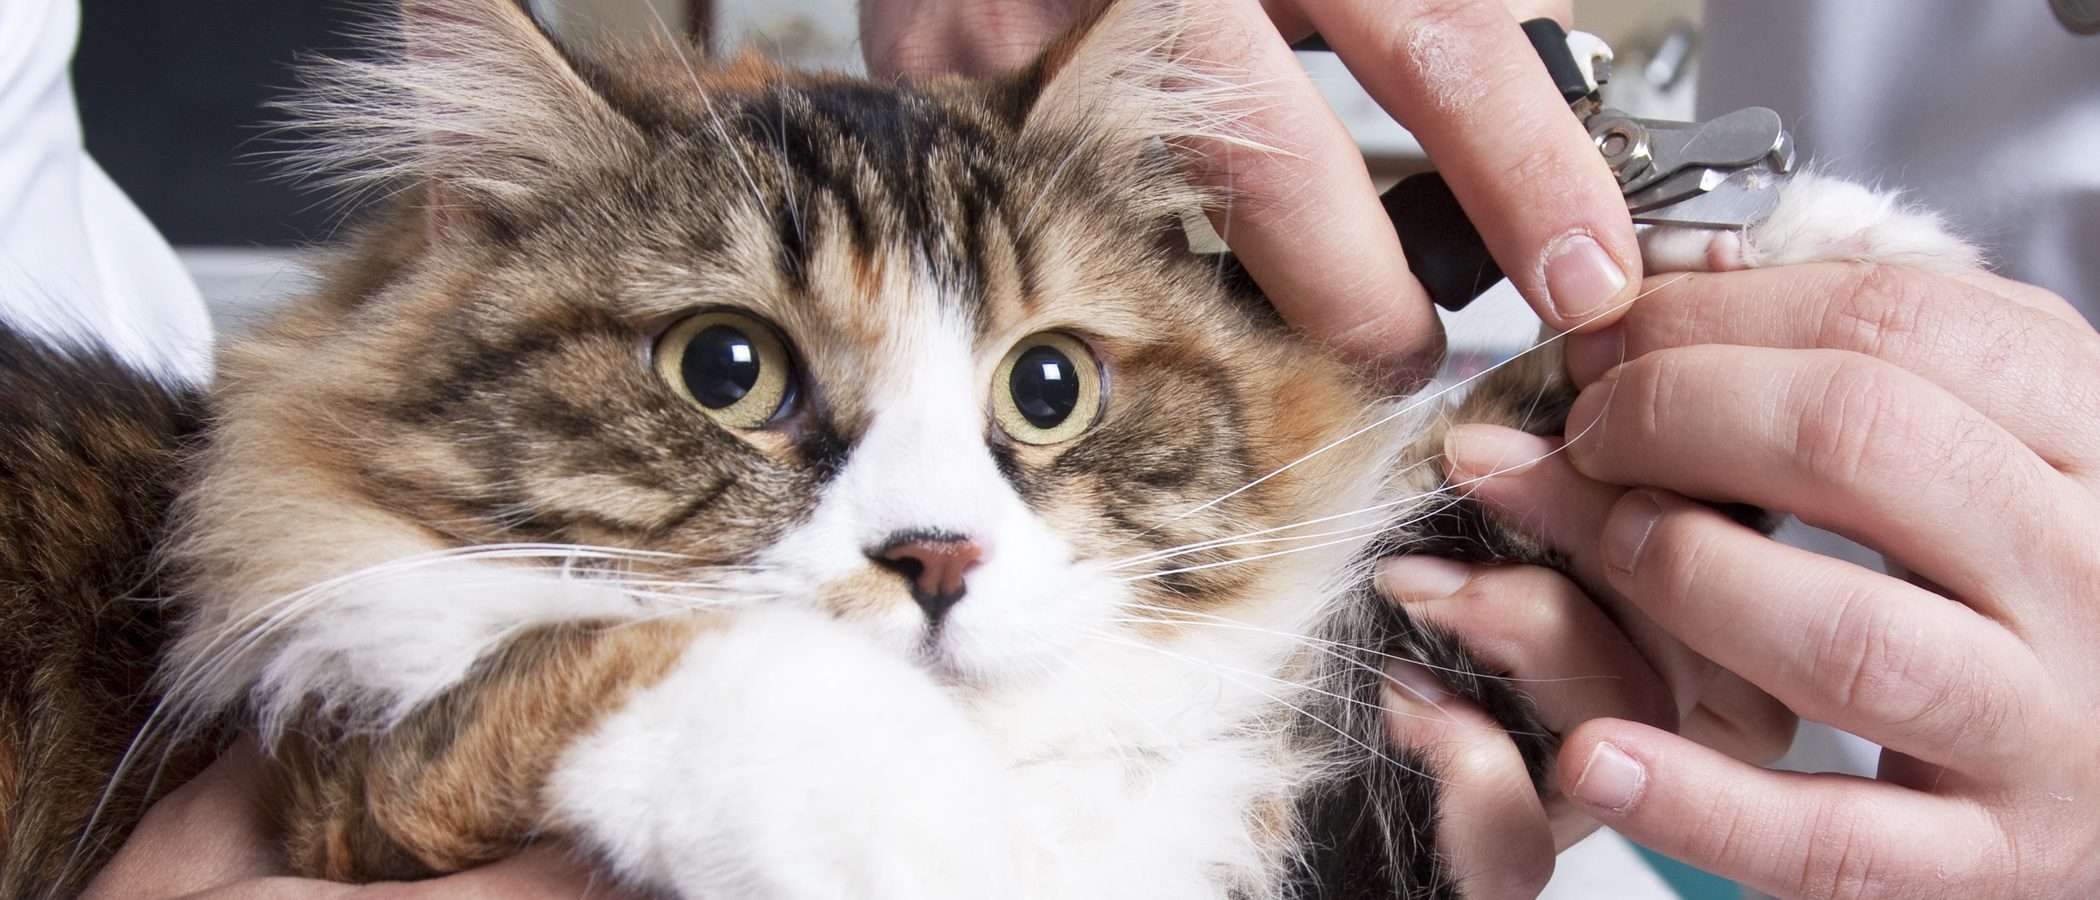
[1392,0,1507,48]
[1613,351,1688,450]
[1487,135,1576,197]
[1499,568,1580,634]
[1817,267,1932,360]
[1792,355,1922,488]
[1676,785,1765,875]
[1808,587,2017,744]
[1637,512,1728,629]
[1377,0,1513,103]
[1437,727,1517,788]
[1796,812,1888,900]
[1797,353,2026,518]
[1808,585,1919,721]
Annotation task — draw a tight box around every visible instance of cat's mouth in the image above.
[909,625,972,685]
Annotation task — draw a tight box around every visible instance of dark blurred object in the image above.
[2054,0,2100,34]
[72,0,381,246]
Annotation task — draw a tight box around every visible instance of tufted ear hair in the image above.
[1014,0,1263,155]
[281,0,645,237]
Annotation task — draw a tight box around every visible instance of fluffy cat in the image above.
[0,0,1976,897]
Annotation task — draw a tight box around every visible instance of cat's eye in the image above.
[992,332,1102,445]
[654,311,798,428]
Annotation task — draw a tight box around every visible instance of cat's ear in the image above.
[1012,0,1255,154]
[285,0,642,239]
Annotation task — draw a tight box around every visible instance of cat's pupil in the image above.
[682,325,762,409]
[1010,345,1080,428]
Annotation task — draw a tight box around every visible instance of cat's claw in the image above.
[1641,173,1981,275]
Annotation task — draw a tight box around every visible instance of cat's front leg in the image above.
[1641,172,1980,276]
[545,605,1023,900]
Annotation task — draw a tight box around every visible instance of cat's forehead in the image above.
[589,74,1195,354]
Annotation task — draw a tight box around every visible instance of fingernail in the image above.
[1444,423,1550,482]
[1378,555,1472,601]
[1602,489,1664,579]
[1383,659,1451,708]
[1564,324,1626,386]
[1572,741,1646,812]
[1544,233,1629,322]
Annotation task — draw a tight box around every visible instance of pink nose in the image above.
[869,533,983,623]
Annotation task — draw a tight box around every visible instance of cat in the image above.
[0,0,1979,897]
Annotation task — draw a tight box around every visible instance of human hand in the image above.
[83,738,642,899]
[1376,550,1797,896]
[861,0,1641,382]
[1459,263,2100,897]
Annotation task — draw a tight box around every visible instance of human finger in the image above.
[1175,0,1446,382]
[1564,346,2085,618]
[1381,556,1672,854]
[1563,265,2100,474]
[1558,719,2005,899]
[87,739,640,900]
[85,738,291,899]
[1949,269,2095,326]
[1593,487,2048,771]
[157,845,644,900]
[1676,673,1797,768]
[367,844,647,900]
[1379,556,1675,737]
[1442,423,1623,597]
[1438,423,1724,713]
[861,0,1089,79]
[1383,662,1555,898]
[1441,424,1797,765]
[1297,0,1639,331]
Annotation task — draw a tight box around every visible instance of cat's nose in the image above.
[867,532,983,624]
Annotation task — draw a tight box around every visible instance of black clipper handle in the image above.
[1388,172,1503,312]
[1386,18,1592,311]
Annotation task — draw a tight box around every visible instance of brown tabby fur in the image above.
[276,618,705,879]
[0,333,215,895]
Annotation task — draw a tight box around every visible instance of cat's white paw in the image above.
[547,606,1022,899]
[1639,172,1981,275]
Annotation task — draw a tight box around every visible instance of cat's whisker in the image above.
[81,546,774,867]
[1015,141,1088,238]
[1147,273,1694,537]
[1098,470,1439,568]
[1118,525,1390,582]
[1082,631,1448,784]
[1064,661,1188,758]
[763,87,807,254]
[101,543,768,827]
[640,1,771,218]
[1098,619,1406,719]
[1084,628,1427,728]
[1111,608,1616,692]
[1106,520,1387,571]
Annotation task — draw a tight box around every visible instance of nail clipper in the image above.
[1388,20,1798,311]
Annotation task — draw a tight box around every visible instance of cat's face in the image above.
[240,1,1392,690]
